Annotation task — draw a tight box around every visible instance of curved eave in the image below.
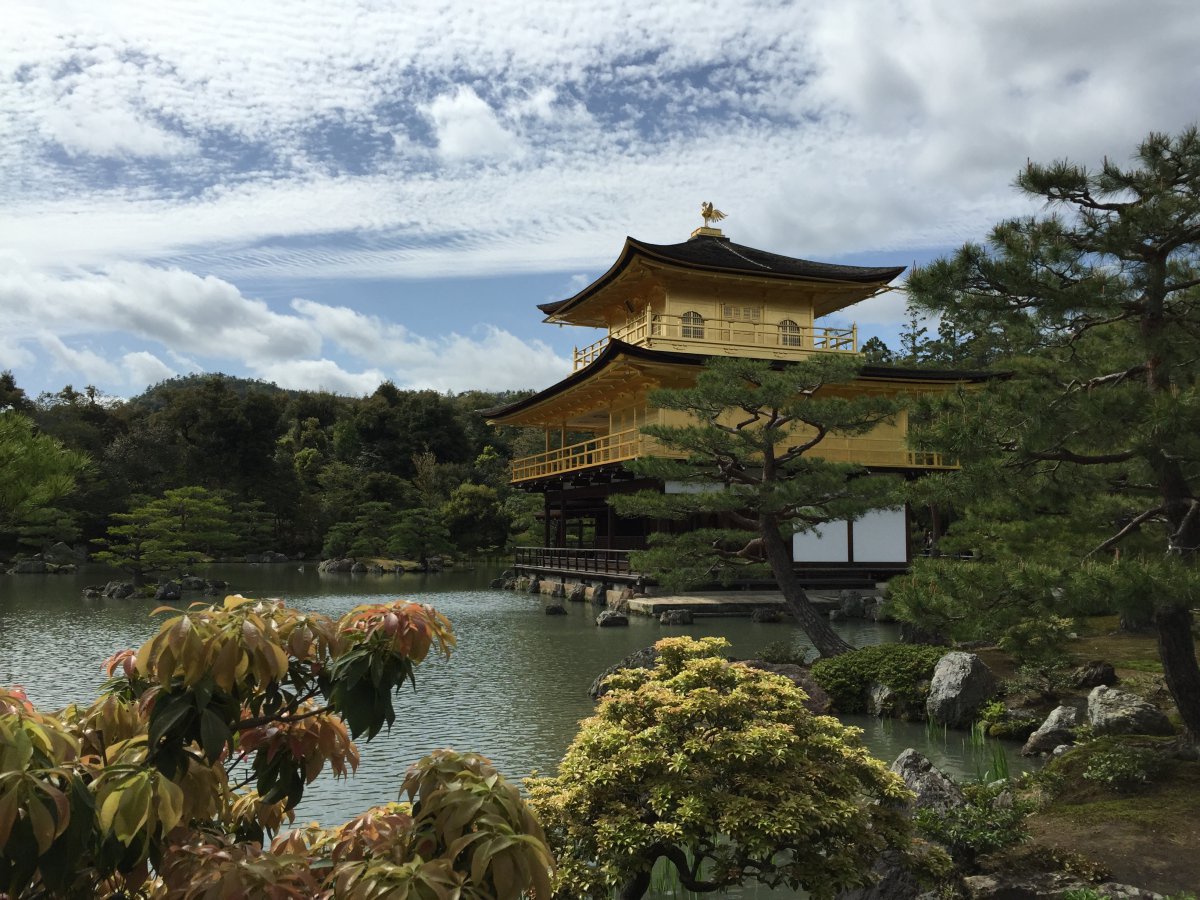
[482,341,994,423]
[538,236,906,322]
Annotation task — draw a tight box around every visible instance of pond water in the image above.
[0,563,1026,898]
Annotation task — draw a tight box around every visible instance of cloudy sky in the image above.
[2,0,1198,398]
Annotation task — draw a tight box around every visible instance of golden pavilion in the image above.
[483,210,982,586]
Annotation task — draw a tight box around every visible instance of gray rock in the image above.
[963,872,1087,898]
[319,558,354,573]
[1052,744,1072,757]
[751,607,783,623]
[1072,660,1118,689]
[154,581,183,602]
[828,609,844,621]
[11,559,48,574]
[659,609,693,625]
[103,581,135,600]
[544,602,567,616]
[890,748,965,814]
[868,682,896,716]
[261,551,290,564]
[180,575,206,591]
[596,610,629,628]
[350,562,368,573]
[82,588,102,600]
[1087,685,1174,736]
[550,582,565,598]
[527,577,541,594]
[568,583,587,603]
[489,577,505,589]
[52,563,76,574]
[926,652,997,727]
[839,590,867,618]
[1021,705,1078,756]
[44,542,81,564]
[589,645,659,698]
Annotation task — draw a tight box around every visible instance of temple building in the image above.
[482,212,984,586]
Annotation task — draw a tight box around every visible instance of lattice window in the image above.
[722,305,763,322]
[681,310,705,339]
[779,319,802,347]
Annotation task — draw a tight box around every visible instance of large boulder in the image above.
[180,575,206,591]
[926,651,997,727]
[890,748,965,814]
[589,645,659,698]
[43,542,81,564]
[659,609,693,625]
[11,559,48,574]
[596,610,629,628]
[261,551,290,564]
[1087,685,1173,736]
[350,561,368,573]
[544,601,567,616]
[527,577,541,594]
[1021,705,1079,756]
[103,581,135,600]
[154,581,183,602]
[1072,660,1118,689]
[738,661,832,714]
[319,558,354,573]
[567,583,588,603]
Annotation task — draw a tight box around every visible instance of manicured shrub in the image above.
[914,781,1033,869]
[810,644,947,713]
[1082,744,1167,792]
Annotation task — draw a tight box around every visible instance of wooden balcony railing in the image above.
[514,546,633,576]
[572,309,858,370]
[509,428,957,483]
[511,428,646,482]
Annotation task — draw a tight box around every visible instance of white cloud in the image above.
[37,334,121,384]
[249,359,387,396]
[44,96,194,159]
[121,350,176,387]
[425,86,523,163]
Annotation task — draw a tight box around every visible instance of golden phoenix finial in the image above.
[700,201,727,228]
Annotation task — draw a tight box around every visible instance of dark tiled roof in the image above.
[480,340,992,421]
[538,234,906,317]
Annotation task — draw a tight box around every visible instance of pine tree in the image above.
[613,355,902,658]
[906,126,1200,737]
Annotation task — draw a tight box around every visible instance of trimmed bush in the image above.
[811,644,947,714]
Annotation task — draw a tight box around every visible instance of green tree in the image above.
[94,487,239,581]
[441,483,508,552]
[612,355,902,658]
[0,598,551,898]
[860,335,894,364]
[0,412,90,551]
[904,126,1200,736]
[389,507,454,567]
[528,636,919,900]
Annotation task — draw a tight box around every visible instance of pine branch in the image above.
[1086,505,1165,557]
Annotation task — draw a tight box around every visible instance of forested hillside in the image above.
[0,371,541,562]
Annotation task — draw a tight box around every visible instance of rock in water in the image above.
[926,651,997,727]
[659,609,693,625]
[890,748,965,814]
[1021,705,1078,756]
[544,601,567,615]
[1087,685,1173,736]
[751,607,783,623]
[154,581,182,602]
[595,610,629,628]
[568,583,587,603]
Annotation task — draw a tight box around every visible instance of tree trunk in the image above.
[760,519,854,658]
[1155,603,1200,740]
[618,870,652,900]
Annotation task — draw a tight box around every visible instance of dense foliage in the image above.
[0,374,540,563]
[0,411,90,549]
[527,636,919,900]
[0,596,552,898]
[810,643,947,714]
